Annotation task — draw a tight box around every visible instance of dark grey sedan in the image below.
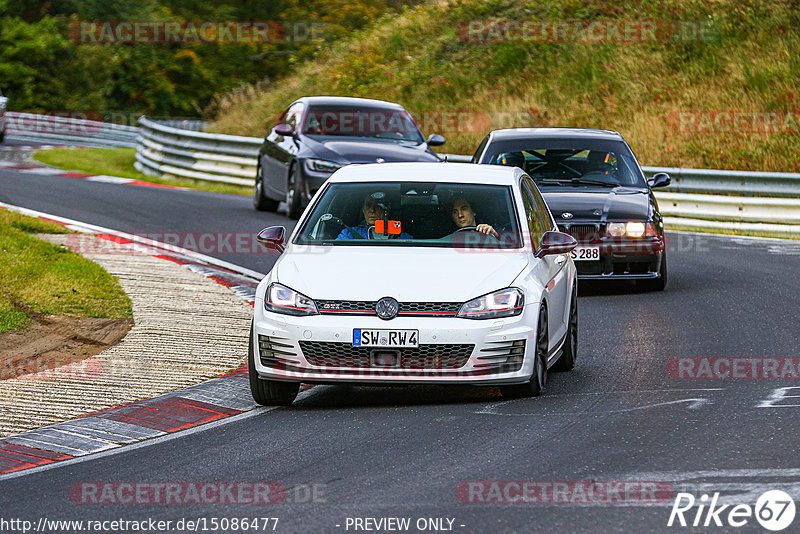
[474,128,671,290]
[254,96,445,219]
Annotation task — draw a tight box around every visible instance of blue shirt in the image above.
[336,226,413,240]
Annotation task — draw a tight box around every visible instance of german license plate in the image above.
[353,329,419,347]
[570,246,600,261]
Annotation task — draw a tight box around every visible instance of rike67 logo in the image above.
[668,490,795,531]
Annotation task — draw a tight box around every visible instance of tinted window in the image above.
[295,181,521,248]
[301,105,424,144]
[484,139,646,187]
[519,179,545,250]
[525,175,555,230]
[472,135,489,163]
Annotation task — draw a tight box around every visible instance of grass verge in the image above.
[212,0,800,172]
[665,223,800,240]
[33,147,252,196]
[0,210,133,332]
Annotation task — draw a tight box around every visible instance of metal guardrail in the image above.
[441,154,800,198]
[135,116,259,186]
[4,112,138,148]
[133,125,799,236]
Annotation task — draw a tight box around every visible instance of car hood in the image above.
[540,186,651,222]
[306,137,440,164]
[275,247,529,302]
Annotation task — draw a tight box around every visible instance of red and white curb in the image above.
[0,203,273,478]
[0,148,185,190]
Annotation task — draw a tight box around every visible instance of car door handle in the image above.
[555,255,566,265]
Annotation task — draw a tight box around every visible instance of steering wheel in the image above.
[449,226,500,243]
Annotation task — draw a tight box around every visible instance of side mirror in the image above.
[273,123,293,137]
[427,134,446,146]
[535,231,577,258]
[648,172,671,188]
[257,226,286,253]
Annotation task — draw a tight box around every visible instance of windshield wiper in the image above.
[563,178,619,187]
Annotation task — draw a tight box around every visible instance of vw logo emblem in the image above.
[561,212,574,220]
[375,297,399,320]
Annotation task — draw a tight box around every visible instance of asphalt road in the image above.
[2,160,800,533]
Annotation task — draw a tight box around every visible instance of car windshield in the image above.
[487,147,646,187]
[301,105,425,144]
[295,181,522,248]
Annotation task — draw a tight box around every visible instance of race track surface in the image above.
[2,162,799,533]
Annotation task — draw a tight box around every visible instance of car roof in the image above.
[293,96,406,110]
[488,127,622,141]
[328,162,524,185]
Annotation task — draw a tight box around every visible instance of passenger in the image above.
[336,192,413,240]
[449,197,499,238]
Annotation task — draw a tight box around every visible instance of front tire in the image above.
[248,323,299,406]
[501,304,548,398]
[286,165,304,220]
[552,288,577,372]
[253,166,279,212]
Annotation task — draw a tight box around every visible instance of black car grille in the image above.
[299,341,473,369]
[559,223,603,244]
[316,301,462,317]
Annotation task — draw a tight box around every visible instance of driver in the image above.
[336,192,413,240]
[449,197,499,238]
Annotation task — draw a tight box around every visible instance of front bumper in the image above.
[574,238,664,279]
[558,223,664,280]
[252,304,539,385]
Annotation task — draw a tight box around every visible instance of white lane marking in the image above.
[619,468,800,506]
[85,175,134,184]
[17,167,65,175]
[476,397,711,416]
[475,389,722,416]
[606,398,710,412]
[757,386,800,407]
[0,201,266,280]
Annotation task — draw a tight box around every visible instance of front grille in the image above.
[299,341,473,369]
[559,223,602,244]
[316,301,462,317]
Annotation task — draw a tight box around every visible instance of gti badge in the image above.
[375,297,399,320]
[561,212,574,220]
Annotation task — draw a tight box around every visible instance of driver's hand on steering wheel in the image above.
[476,224,499,238]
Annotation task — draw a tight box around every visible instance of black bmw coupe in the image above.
[474,128,671,290]
[254,96,445,219]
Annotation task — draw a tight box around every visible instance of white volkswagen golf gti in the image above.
[250,162,578,405]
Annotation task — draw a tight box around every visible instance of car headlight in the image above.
[457,288,524,320]
[606,222,656,238]
[264,283,318,316]
[305,159,342,173]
